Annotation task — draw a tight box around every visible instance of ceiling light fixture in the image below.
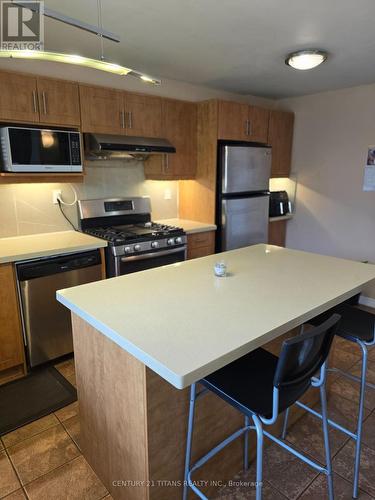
[7,0,161,85]
[285,49,328,70]
[0,50,161,84]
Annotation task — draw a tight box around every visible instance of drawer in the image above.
[187,245,213,260]
[187,231,215,249]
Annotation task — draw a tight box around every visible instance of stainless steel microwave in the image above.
[0,126,82,173]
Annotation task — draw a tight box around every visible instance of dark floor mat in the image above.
[0,366,77,435]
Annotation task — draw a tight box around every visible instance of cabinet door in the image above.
[248,106,269,143]
[268,110,294,177]
[268,220,287,247]
[144,99,197,179]
[124,93,162,137]
[0,71,39,122]
[37,77,80,126]
[187,231,215,259]
[0,264,24,372]
[164,99,197,178]
[79,85,123,134]
[218,100,248,141]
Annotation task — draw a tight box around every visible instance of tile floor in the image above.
[1,337,375,499]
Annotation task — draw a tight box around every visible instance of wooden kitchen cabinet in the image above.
[144,98,197,179]
[124,93,162,137]
[0,70,39,123]
[79,84,123,134]
[0,264,25,374]
[268,110,294,177]
[268,220,287,247]
[218,100,269,143]
[218,100,249,141]
[187,231,215,259]
[37,77,80,126]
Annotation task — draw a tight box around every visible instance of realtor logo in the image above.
[1,1,44,50]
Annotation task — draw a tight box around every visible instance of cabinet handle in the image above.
[32,91,38,113]
[42,91,47,114]
[128,111,133,129]
[248,120,252,136]
[120,110,125,128]
[162,154,169,174]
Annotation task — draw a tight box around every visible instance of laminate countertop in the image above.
[56,244,375,389]
[156,218,217,234]
[0,230,107,264]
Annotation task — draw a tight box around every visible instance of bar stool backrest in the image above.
[273,314,340,407]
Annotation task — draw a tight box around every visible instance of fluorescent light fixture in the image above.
[0,50,161,84]
[285,50,327,70]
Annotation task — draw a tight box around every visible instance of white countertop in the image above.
[0,230,107,264]
[156,218,216,234]
[269,214,294,222]
[57,244,375,389]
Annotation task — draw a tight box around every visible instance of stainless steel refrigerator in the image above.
[216,143,272,252]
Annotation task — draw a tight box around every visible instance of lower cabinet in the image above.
[268,220,287,247]
[0,263,25,377]
[187,231,215,259]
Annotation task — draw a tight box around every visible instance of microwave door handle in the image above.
[279,202,284,215]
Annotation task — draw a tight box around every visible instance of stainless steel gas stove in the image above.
[78,197,187,277]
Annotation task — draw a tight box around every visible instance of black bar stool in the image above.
[183,314,340,500]
[282,303,375,499]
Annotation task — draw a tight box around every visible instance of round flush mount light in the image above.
[285,49,328,70]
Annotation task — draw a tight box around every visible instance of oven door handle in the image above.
[120,246,186,263]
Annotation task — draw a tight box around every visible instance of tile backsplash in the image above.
[0,160,178,238]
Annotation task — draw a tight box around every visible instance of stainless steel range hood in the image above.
[84,133,176,160]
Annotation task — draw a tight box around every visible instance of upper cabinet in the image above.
[144,98,197,180]
[268,110,294,178]
[0,71,39,123]
[218,101,248,141]
[218,100,269,143]
[36,77,80,126]
[80,86,163,138]
[79,85,123,135]
[0,71,80,126]
[124,93,162,137]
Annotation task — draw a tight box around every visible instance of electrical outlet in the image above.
[164,189,172,200]
[52,189,62,204]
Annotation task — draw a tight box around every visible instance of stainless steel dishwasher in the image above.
[16,249,102,368]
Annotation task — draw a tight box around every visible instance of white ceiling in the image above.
[44,0,375,99]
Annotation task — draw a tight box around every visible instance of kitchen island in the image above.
[57,244,375,500]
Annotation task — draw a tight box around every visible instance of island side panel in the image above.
[71,314,149,500]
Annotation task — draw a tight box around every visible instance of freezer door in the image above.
[221,145,271,194]
[221,195,269,251]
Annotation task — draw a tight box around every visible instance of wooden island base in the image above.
[72,314,321,500]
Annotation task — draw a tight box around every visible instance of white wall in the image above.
[279,83,375,264]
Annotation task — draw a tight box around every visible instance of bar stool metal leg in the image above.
[281,407,290,440]
[320,382,334,500]
[244,415,250,471]
[353,341,368,499]
[252,414,264,500]
[183,383,197,500]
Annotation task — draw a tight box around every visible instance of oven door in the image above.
[115,246,187,276]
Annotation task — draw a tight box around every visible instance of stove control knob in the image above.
[124,246,132,254]
[151,241,159,249]
[167,238,175,246]
[134,244,141,252]
[175,237,183,244]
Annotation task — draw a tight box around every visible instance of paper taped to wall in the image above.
[363,165,375,191]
